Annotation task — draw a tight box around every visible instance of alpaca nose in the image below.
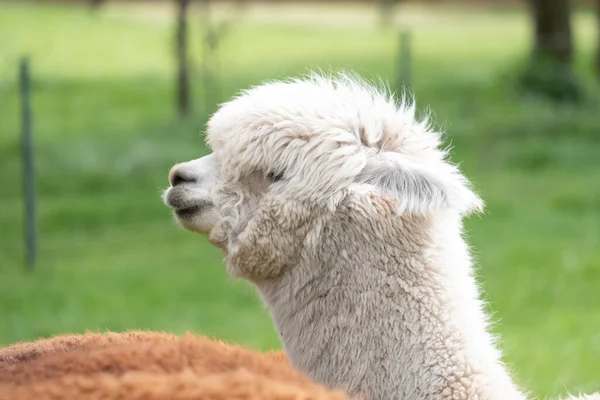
[169,164,196,187]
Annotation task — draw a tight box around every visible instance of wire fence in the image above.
[2,0,597,271]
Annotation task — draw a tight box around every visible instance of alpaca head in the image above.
[163,73,483,271]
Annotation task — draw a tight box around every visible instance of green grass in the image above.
[1,2,599,397]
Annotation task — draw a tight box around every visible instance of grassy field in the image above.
[1,2,599,397]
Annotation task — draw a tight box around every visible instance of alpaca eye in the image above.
[266,171,284,183]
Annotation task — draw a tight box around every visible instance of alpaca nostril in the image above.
[170,171,195,187]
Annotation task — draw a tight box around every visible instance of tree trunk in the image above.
[90,0,104,9]
[521,0,581,101]
[176,0,190,118]
[529,0,574,65]
[377,0,394,28]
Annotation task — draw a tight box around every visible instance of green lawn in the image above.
[1,2,599,397]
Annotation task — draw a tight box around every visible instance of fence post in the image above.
[397,29,412,92]
[20,57,37,270]
[376,0,394,29]
[176,0,190,118]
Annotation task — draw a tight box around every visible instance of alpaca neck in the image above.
[254,206,526,400]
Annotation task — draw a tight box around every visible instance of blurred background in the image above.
[1,0,599,396]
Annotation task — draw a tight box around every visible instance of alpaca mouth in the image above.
[174,200,214,219]
[175,206,201,217]
[164,187,214,218]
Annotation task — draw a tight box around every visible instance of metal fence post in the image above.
[397,29,412,92]
[20,57,37,270]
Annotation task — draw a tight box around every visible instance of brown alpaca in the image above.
[0,331,346,400]
[0,369,345,400]
[0,330,178,368]
[0,331,289,369]
[0,332,294,386]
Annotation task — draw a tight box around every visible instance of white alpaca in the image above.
[163,73,598,400]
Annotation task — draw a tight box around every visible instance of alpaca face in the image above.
[164,73,483,253]
[163,153,221,235]
[163,151,275,238]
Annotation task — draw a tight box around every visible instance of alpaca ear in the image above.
[356,152,484,216]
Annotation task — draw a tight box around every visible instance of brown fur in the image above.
[265,349,290,365]
[0,331,288,370]
[0,331,178,368]
[0,369,347,400]
[0,332,342,400]
[0,333,297,386]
